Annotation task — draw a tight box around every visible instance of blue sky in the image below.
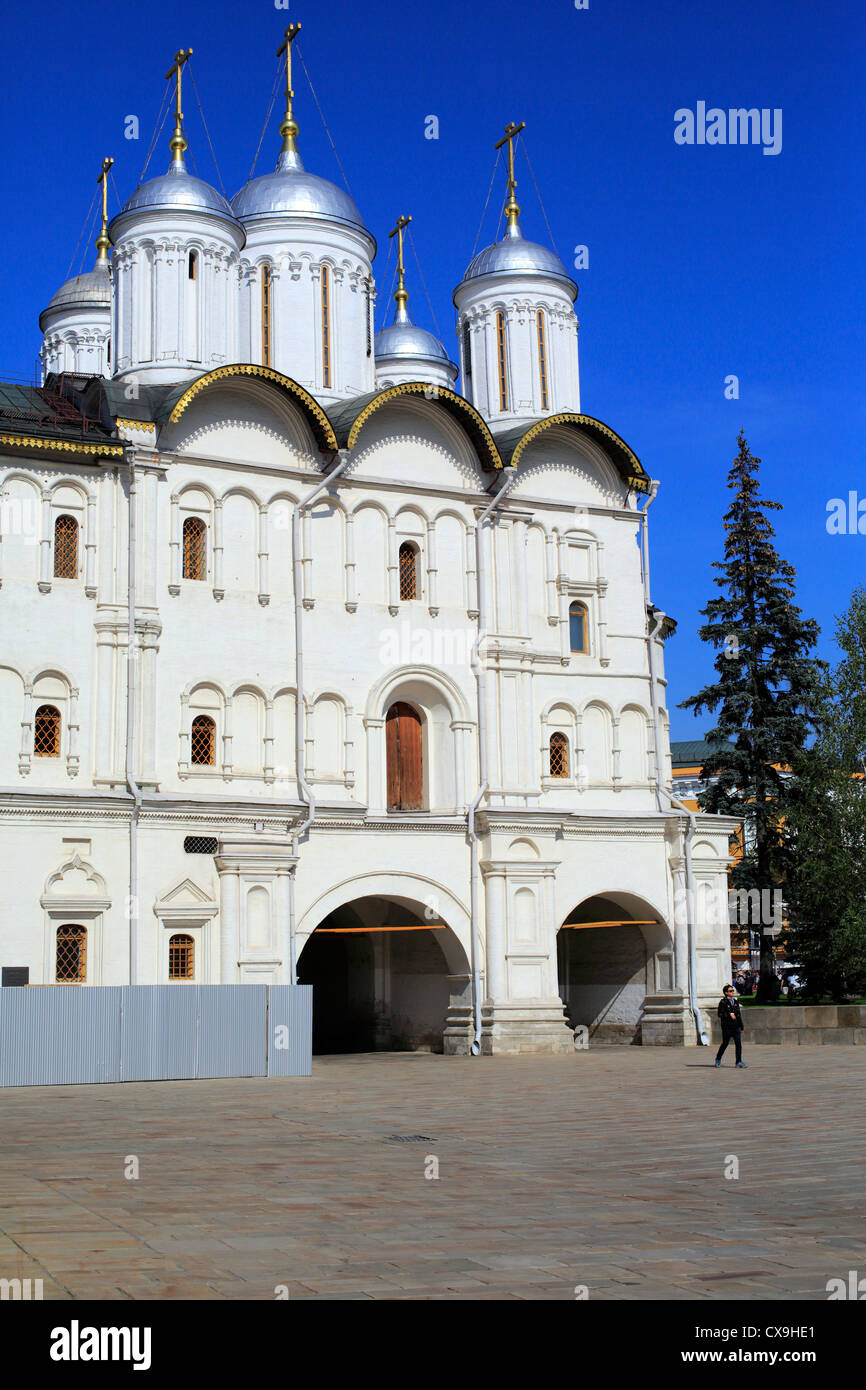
[2,0,863,739]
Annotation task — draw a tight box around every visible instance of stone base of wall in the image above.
[480,1000,575,1056]
[710,1004,866,1046]
[640,992,696,1047]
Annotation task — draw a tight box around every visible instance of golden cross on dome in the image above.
[276,22,303,154]
[494,120,526,231]
[165,48,193,161]
[388,214,412,319]
[95,156,114,263]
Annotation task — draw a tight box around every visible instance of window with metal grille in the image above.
[569,602,588,653]
[183,835,219,855]
[537,310,549,411]
[190,715,216,765]
[53,514,78,578]
[33,704,60,757]
[56,924,86,983]
[321,264,332,388]
[182,516,206,581]
[399,542,418,600]
[549,731,569,778]
[462,321,472,381]
[496,311,509,410]
[261,264,272,366]
[168,933,195,981]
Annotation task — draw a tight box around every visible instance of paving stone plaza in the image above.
[1,1049,862,1301]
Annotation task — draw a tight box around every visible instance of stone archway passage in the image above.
[557,895,659,1045]
[297,895,465,1054]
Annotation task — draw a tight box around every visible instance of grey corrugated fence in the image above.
[0,984,312,1087]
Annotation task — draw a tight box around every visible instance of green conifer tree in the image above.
[680,433,822,1002]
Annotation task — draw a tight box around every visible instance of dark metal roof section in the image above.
[494,412,651,493]
[0,378,123,458]
[326,382,505,471]
[670,739,736,765]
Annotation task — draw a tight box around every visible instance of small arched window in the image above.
[56,924,86,983]
[34,704,61,758]
[53,514,78,578]
[321,264,332,388]
[569,602,588,654]
[496,310,509,411]
[399,542,418,600]
[261,264,272,366]
[182,516,206,581]
[536,310,549,411]
[190,714,216,766]
[549,731,569,779]
[188,250,197,280]
[168,933,195,981]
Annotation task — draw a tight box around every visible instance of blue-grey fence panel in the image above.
[267,985,313,1077]
[0,987,122,1087]
[121,985,199,1082]
[197,985,267,1079]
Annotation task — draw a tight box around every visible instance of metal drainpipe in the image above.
[289,450,351,982]
[467,474,516,1055]
[126,455,142,986]
[640,483,708,1044]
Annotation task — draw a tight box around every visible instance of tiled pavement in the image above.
[0,1048,863,1300]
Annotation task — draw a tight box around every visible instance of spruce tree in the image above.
[680,432,822,1002]
[786,588,866,999]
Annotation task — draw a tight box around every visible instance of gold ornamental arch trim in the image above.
[0,433,124,459]
[346,383,504,470]
[167,364,339,452]
[510,412,650,492]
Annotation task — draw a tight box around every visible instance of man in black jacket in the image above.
[715,984,747,1068]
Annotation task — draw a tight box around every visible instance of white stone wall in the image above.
[0,382,735,1047]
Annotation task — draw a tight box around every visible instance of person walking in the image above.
[715,984,747,1068]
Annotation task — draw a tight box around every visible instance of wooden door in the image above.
[386,702,423,810]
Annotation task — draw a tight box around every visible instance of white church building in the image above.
[0,34,736,1053]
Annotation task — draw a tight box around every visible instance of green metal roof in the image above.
[670,739,736,765]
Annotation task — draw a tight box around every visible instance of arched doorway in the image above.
[386,702,423,810]
[297,893,469,1054]
[557,894,670,1044]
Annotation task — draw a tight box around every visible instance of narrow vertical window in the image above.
[537,310,549,411]
[169,933,195,981]
[399,542,418,600]
[261,264,271,366]
[569,601,588,653]
[182,516,206,581]
[496,310,508,410]
[34,705,61,758]
[190,714,216,766]
[53,514,78,578]
[321,264,332,388]
[56,924,86,983]
[188,251,197,280]
[462,321,473,382]
[549,732,569,779]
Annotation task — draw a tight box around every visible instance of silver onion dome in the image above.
[459,224,577,299]
[231,149,370,238]
[39,263,111,332]
[109,150,242,237]
[374,321,452,363]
